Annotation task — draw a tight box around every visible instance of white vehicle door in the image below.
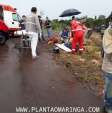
[4,11,20,29]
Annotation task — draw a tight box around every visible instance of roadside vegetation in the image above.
[53,32,104,96]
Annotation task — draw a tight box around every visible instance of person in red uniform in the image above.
[71,16,85,54]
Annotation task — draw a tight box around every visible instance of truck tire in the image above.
[0,32,7,45]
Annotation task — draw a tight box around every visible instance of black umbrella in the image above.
[59,9,81,17]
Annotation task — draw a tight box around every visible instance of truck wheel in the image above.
[0,32,7,45]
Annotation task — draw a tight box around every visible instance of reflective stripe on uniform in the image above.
[72,29,85,32]
[79,48,84,51]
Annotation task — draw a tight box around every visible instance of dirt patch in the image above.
[52,32,104,96]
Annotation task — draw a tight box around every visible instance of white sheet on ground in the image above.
[55,43,72,52]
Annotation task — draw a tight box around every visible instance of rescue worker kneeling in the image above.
[26,7,41,59]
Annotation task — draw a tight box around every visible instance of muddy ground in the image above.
[0,37,103,113]
[53,32,104,96]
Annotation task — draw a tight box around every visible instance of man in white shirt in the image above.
[26,7,41,59]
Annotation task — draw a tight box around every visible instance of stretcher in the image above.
[14,30,31,49]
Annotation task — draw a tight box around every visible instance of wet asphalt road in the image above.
[0,39,103,113]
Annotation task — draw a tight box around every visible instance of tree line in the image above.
[51,15,111,31]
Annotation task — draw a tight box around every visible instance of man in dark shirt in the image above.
[45,17,53,38]
[20,15,26,30]
[38,16,45,41]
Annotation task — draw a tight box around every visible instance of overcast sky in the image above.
[0,0,112,19]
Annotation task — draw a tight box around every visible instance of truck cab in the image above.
[0,4,20,45]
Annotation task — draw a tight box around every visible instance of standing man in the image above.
[102,23,112,113]
[45,17,53,38]
[20,15,26,30]
[26,7,41,59]
[38,15,45,41]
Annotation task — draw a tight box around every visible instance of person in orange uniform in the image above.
[71,16,85,54]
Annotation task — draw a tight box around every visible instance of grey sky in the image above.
[0,0,112,19]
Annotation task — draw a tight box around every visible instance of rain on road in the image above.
[0,39,103,113]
